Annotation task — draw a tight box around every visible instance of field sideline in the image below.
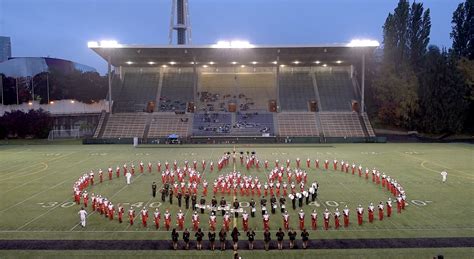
[0,142,472,257]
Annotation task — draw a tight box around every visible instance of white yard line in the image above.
[0,179,70,213]
[16,197,71,230]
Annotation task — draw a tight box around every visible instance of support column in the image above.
[108,55,112,113]
[46,73,50,104]
[275,65,280,112]
[0,74,3,105]
[16,78,19,105]
[361,53,365,113]
[193,58,197,104]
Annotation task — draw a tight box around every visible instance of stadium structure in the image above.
[88,40,379,144]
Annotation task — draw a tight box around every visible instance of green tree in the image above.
[450,0,474,59]
[418,46,469,133]
[408,1,431,69]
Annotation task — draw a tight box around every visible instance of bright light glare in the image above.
[162,65,168,68]
[169,61,176,65]
[28,102,33,105]
[88,40,122,48]
[280,64,285,67]
[209,61,215,65]
[314,61,321,64]
[322,64,327,67]
[213,40,254,48]
[347,39,380,47]
[336,60,342,64]
[148,61,156,65]
[231,61,238,65]
[272,61,278,65]
[203,65,208,68]
[293,61,300,64]
[251,61,258,65]
[240,65,245,68]
[70,100,75,104]
[126,61,133,65]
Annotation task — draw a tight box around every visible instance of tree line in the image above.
[366,0,473,134]
[0,109,53,139]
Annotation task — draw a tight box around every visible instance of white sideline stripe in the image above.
[0,179,69,213]
[16,197,71,230]
[70,173,145,231]
[1,227,473,233]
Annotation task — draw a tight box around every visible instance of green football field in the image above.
[0,142,472,257]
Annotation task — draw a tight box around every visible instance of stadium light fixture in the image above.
[314,61,321,64]
[293,61,300,64]
[126,61,133,65]
[271,61,278,65]
[241,65,246,68]
[322,64,327,67]
[28,102,33,106]
[50,101,55,104]
[190,61,195,65]
[280,64,285,67]
[169,61,177,65]
[212,40,254,48]
[148,61,156,65]
[209,61,215,65]
[162,65,168,68]
[231,61,238,65]
[88,40,122,48]
[70,100,75,104]
[203,65,208,68]
[336,60,343,64]
[251,61,258,65]
[347,39,380,47]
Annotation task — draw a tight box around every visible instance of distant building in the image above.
[0,57,96,78]
[0,36,12,63]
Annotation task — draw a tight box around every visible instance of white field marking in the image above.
[123,197,154,231]
[16,197,71,230]
[0,153,90,192]
[70,173,146,231]
[398,151,472,177]
[0,152,76,181]
[0,179,70,213]
[0,155,95,209]
[1,227,473,233]
[0,162,49,181]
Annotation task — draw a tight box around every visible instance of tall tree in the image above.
[418,46,469,133]
[451,0,474,59]
[408,2,431,69]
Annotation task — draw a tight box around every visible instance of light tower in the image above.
[168,0,192,45]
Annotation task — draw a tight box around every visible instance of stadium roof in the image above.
[89,41,378,67]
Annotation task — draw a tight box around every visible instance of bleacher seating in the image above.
[192,113,232,136]
[319,112,365,137]
[236,73,276,111]
[277,112,320,136]
[362,112,376,137]
[148,113,192,138]
[159,72,194,112]
[279,72,316,111]
[232,112,274,136]
[198,74,237,112]
[315,71,355,111]
[101,113,147,138]
[114,73,159,113]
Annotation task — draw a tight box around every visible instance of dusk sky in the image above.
[0,0,461,74]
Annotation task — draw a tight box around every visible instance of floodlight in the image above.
[50,101,55,104]
[212,40,254,48]
[241,65,246,68]
[203,65,208,68]
[347,39,380,47]
[231,61,238,65]
[314,61,321,64]
[87,41,99,48]
[169,61,176,65]
[336,60,342,64]
[251,61,258,65]
[272,61,278,65]
[293,61,300,64]
[70,100,75,104]
[280,64,285,67]
[126,61,133,65]
[162,65,168,68]
[322,64,327,67]
[209,61,215,65]
[28,102,33,106]
[148,61,156,65]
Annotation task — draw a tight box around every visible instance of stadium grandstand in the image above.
[88,40,378,143]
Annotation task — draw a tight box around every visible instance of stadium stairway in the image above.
[93,110,109,138]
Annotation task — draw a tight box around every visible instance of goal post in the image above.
[48,129,80,140]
